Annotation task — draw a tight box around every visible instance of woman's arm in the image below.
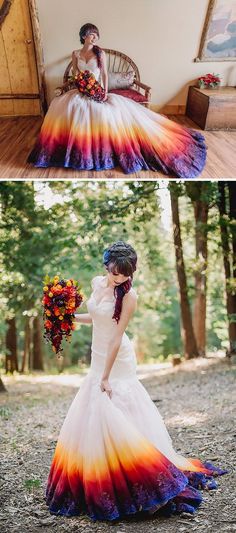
[74,313,92,325]
[100,50,108,100]
[101,290,137,397]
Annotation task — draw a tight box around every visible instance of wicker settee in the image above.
[63,48,151,107]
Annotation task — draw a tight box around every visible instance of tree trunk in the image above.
[21,316,31,373]
[5,317,18,373]
[32,317,44,370]
[228,181,236,279]
[170,190,199,359]
[0,376,7,393]
[218,182,236,355]
[193,190,209,355]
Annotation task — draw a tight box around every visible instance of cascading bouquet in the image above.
[55,70,105,102]
[42,275,84,356]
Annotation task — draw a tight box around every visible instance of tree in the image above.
[218,182,236,355]
[5,318,18,373]
[170,184,199,359]
[185,183,212,355]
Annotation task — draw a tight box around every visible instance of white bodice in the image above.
[86,275,137,379]
[74,49,101,82]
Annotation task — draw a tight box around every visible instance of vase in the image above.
[198,82,221,90]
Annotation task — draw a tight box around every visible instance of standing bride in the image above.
[45,241,226,521]
[28,23,207,178]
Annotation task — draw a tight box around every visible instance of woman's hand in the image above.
[100,378,112,398]
[102,92,108,102]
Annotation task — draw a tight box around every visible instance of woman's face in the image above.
[106,266,130,288]
[84,32,99,45]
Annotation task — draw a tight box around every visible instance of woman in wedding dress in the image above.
[45,241,227,521]
[28,23,207,178]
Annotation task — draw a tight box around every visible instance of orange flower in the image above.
[46,310,51,317]
[45,320,53,329]
[54,307,61,316]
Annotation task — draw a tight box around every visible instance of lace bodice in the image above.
[73,49,101,81]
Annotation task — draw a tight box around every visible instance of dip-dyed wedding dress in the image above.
[28,52,207,177]
[45,275,227,522]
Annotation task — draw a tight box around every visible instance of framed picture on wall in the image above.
[196,0,236,61]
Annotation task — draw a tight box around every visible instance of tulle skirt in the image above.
[45,371,227,521]
[28,90,207,178]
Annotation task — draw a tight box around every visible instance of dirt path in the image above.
[0,354,235,533]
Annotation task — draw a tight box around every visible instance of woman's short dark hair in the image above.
[79,23,100,44]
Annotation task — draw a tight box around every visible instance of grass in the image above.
[0,406,12,419]
[24,478,41,490]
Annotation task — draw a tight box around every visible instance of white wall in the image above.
[36,0,236,108]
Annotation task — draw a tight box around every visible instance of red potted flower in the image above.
[197,73,221,89]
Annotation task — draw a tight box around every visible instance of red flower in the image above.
[61,321,70,331]
[45,320,53,329]
[42,295,51,305]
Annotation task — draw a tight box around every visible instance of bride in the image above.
[45,241,226,521]
[28,23,207,178]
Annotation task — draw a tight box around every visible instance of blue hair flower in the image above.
[103,249,111,264]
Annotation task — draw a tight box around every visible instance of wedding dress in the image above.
[28,50,206,177]
[45,275,226,521]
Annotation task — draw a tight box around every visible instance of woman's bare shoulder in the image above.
[124,287,138,304]
[91,275,104,289]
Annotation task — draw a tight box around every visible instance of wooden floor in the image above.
[0,115,235,180]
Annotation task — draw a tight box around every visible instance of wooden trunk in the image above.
[0,0,41,116]
[186,86,236,131]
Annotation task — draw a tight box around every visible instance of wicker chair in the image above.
[63,48,151,107]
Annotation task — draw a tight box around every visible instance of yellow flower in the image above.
[66,281,72,287]
[48,292,53,298]
[53,276,60,284]
[43,286,49,292]
[59,315,64,320]
[46,310,51,316]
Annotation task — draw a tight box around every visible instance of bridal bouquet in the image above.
[42,275,84,356]
[73,70,105,102]
[55,70,105,102]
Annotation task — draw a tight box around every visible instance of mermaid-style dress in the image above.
[28,51,207,178]
[45,275,227,521]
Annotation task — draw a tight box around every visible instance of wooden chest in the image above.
[186,86,236,131]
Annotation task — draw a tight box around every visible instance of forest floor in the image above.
[0,353,235,533]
